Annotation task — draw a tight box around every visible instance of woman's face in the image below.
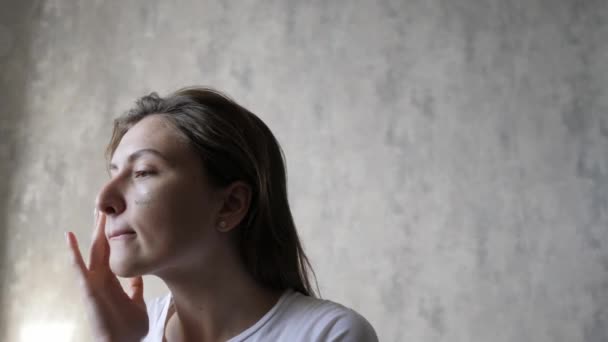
[96,115,222,277]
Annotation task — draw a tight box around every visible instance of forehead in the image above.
[112,115,188,163]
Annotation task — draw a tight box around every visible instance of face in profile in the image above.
[96,115,222,277]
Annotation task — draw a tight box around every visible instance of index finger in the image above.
[67,231,87,275]
[88,211,109,270]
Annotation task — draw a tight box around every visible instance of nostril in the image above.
[96,184,126,215]
[103,206,117,215]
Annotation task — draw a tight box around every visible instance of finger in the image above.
[89,213,110,270]
[128,276,145,306]
[88,208,99,243]
[66,230,87,271]
[66,231,90,289]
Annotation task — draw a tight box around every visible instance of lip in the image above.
[107,227,137,240]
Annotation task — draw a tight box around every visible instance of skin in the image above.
[67,115,281,342]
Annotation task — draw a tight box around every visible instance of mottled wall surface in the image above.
[1,0,607,341]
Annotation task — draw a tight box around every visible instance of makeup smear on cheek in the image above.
[135,188,154,206]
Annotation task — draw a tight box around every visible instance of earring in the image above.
[218,221,228,231]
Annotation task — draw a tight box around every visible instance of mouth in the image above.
[108,227,137,240]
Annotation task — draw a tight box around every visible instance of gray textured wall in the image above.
[1,1,607,341]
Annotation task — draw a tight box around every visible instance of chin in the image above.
[109,255,147,278]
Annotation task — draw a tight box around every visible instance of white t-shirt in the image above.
[142,289,378,341]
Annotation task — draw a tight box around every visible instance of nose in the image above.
[95,177,126,216]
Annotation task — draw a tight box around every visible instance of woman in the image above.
[66,87,378,341]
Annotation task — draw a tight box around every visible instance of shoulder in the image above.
[325,308,378,341]
[277,291,378,342]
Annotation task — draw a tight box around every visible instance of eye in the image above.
[134,170,154,178]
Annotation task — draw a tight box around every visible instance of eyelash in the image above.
[134,170,154,178]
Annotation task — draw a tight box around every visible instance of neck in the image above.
[157,247,283,341]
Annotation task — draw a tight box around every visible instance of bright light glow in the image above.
[19,321,75,342]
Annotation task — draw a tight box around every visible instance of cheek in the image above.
[133,187,154,206]
[130,181,214,243]
[131,183,180,230]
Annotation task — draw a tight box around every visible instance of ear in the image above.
[216,181,252,233]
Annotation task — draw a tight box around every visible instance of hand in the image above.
[66,211,149,342]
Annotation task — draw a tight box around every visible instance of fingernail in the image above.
[64,231,69,243]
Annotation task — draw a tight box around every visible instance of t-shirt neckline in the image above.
[160,289,293,341]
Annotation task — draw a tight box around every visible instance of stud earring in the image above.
[218,221,227,231]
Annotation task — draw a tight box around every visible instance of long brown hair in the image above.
[106,87,317,297]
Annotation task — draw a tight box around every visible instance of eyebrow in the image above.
[109,148,171,170]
